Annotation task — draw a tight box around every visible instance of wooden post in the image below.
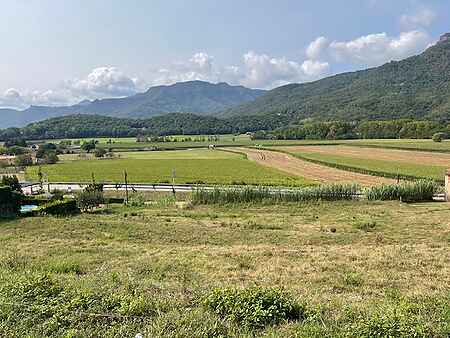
[124,170,129,205]
[446,171,450,202]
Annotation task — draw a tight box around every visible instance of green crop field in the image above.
[1,199,449,336]
[27,149,309,186]
[277,149,447,181]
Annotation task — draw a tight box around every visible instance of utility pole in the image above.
[124,170,129,205]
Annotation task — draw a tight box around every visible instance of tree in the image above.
[81,140,96,153]
[14,154,33,167]
[1,175,22,193]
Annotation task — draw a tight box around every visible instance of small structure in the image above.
[0,155,16,166]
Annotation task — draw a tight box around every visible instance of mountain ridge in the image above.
[0,81,266,128]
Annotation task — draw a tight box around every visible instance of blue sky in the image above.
[1,0,449,108]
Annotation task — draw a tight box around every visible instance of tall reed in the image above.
[366,180,440,202]
[192,184,361,205]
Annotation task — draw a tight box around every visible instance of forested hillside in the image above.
[224,33,450,123]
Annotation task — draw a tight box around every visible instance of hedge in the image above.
[38,199,80,216]
[0,186,22,217]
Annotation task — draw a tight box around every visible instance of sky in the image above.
[0,0,449,109]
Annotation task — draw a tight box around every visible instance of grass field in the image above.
[27,149,309,186]
[275,146,448,181]
[0,199,449,336]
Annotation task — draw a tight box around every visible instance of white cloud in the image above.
[149,52,219,85]
[400,8,437,29]
[65,66,140,98]
[306,36,329,60]
[327,30,430,66]
[240,51,329,88]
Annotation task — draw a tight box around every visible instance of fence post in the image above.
[446,171,450,202]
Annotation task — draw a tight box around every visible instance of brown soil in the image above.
[226,148,395,186]
[280,145,450,167]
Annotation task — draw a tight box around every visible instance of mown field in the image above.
[27,149,309,186]
[275,146,448,181]
[0,199,449,337]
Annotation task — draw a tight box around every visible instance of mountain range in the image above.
[2,33,450,131]
[0,81,266,128]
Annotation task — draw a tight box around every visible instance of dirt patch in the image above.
[227,147,394,186]
[279,145,450,167]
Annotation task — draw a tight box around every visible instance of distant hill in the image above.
[0,81,266,128]
[0,113,291,140]
[223,33,450,123]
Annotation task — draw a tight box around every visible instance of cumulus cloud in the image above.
[304,30,431,68]
[240,51,329,88]
[306,37,329,60]
[400,8,437,29]
[150,52,219,85]
[65,66,140,98]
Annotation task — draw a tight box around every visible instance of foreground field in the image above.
[0,199,449,336]
[28,149,309,186]
[275,145,447,181]
[230,148,395,186]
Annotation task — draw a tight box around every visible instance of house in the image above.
[0,155,16,166]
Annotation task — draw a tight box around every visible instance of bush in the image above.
[38,199,79,216]
[366,180,439,202]
[204,287,305,328]
[0,186,22,217]
[14,153,33,166]
[94,147,107,158]
[347,307,434,338]
[76,190,105,212]
[432,132,446,142]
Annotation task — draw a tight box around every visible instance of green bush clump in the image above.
[0,274,156,336]
[38,199,79,216]
[193,184,360,205]
[76,190,105,212]
[347,307,434,338]
[366,180,440,202]
[204,287,305,328]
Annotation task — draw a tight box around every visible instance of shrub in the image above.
[204,287,305,328]
[366,180,440,202]
[76,190,105,212]
[0,274,156,335]
[14,153,33,166]
[0,185,22,217]
[94,147,107,158]
[38,199,79,216]
[347,307,433,338]
[432,132,446,143]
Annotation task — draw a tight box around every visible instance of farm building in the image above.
[0,155,16,166]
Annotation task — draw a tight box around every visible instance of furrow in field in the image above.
[279,145,450,167]
[226,148,395,186]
